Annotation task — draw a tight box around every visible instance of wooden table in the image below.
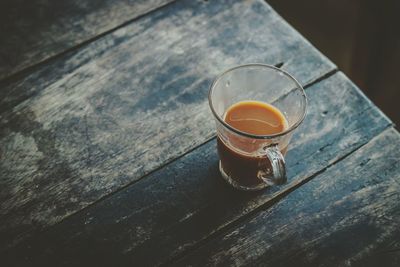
[1,0,399,266]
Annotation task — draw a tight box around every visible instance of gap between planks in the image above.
[0,0,179,85]
[10,66,340,249]
[161,124,395,266]
[0,0,338,252]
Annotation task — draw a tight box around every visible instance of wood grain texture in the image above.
[0,0,175,80]
[2,72,392,266]
[0,0,335,116]
[0,0,336,251]
[177,128,400,267]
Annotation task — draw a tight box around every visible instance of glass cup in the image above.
[209,64,307,191]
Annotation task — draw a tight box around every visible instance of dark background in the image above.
[268,0,400,127]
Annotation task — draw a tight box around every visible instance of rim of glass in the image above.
[208,63,307,139]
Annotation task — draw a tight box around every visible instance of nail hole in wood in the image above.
[359,158,371,167]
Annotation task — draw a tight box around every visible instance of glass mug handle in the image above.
[258,144,287,186]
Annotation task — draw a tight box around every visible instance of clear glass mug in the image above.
[209,64,307,191]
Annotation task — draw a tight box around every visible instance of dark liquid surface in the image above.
[218,101,288,188]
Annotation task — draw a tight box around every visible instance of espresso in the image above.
[217,101,288,188]
[224,100,287,135]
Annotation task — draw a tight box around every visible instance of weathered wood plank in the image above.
[0,0,336,251]
[0,0,175,80]
[176,128,400,267]
[0,0,335,116]
[2,72,392,266]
